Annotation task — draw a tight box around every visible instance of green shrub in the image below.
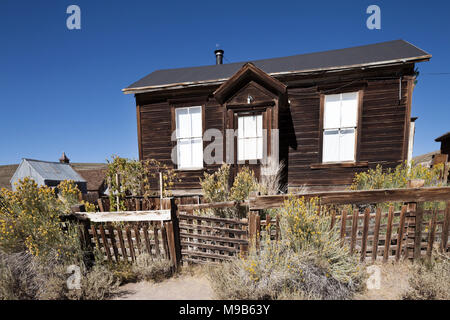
[351,161,446,191]
[0,178,83,263]
[403,250,450,300]
[208,197,365,300]
[200,164,231,203]
[230,166,258,201]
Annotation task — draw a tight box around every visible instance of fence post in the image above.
[404,202,424,261]
[70,204,95,266]
[163,198,181,269]
[248,210,261,249]
[441,201,450,253]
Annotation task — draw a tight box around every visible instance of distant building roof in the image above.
[435,132,450,142]
[76,169,106,192]
[20,159,86,183]
[123,39,431,93]
[412,150,440,167]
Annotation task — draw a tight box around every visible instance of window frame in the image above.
[237,113,264,161]
[319,90,363,164]
[174,105,204,170]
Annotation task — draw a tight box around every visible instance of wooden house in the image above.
[123,40,431,193]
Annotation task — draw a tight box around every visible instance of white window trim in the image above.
[237,114,263,161]
[322,92,359,163]
[175,106,203,169]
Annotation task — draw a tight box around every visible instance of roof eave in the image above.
[122,55,431,95]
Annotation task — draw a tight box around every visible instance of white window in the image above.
[238,114,263,161]
[175,106,203,169]
[322,92,359,162]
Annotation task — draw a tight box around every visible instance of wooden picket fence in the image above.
[71,186,450,268]
[70,198,180,267]
[248,186,450,261]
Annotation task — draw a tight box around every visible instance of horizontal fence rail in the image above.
[249,186,450,209]
[69,186,450,267]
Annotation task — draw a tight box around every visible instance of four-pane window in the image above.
[175,106,203,169]
[322,92,359,163]
[237,114,263,161]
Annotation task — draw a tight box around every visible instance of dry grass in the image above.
[354,261,412,300]
[402,250,450,300]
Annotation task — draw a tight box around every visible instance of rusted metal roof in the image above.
[123,40,431,94]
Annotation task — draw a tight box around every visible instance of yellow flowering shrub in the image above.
[200,164,230,203]
[0,178,81,262]
[209,196,365,300]
[351,161,446,191]
[229,166,258,201]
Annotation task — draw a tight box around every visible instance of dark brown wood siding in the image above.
[137,93,223,191]
[281,66,415,189]
[136,64,416,191]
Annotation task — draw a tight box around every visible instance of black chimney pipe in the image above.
[214,49,224,65]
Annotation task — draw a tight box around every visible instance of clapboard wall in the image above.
[136,64,416,191]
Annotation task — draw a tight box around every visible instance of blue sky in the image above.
[0,0,449,165]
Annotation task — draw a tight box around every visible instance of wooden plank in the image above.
[181,250,234,261]
[142,223,152,255]
[91,225,101,252]
[97,198,105,212]
[126,226,136,262]
[441,201,450,252]
[98,224,113,262]
[426,207,438,258]
[73,210,171,222]
[181,241,239,253]
[135,198,141,211]
[383,206,394,262]
[133,226,142,254]
[178,232,249,244]
[248,187,450,209]
[161,223,170,258]
[153,224,161,256]
[350,209,358,254]
[255,213,261,250]
[395,206,407,261]
[178,200,240,211]
[330,209,336,229]
[165,221,178,267]
[178,223,247,235]
[340,209,348,241]
[360,208,370,262]
[116,226,127,261]
[107,225,120,262]
[371,208,382,261]
[414,203,424,260]
[178,213,248,225]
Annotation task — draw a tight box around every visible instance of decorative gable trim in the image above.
[213,63,287,104]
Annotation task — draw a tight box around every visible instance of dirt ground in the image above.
[355,261,412,300]
[115,262,411,300]
[116,272,214,300]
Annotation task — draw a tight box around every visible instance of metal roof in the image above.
[24,159,86,182]
[123,40,431,94]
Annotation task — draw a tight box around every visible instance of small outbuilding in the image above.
[10,156,87,193]
[435,132,450,157]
